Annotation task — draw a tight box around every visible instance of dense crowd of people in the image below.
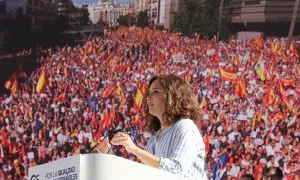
[0,27,299,179]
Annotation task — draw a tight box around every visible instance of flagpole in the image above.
[217,0,225,41]
[287,0,299,48]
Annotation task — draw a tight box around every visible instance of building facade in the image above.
[148,0,184,29]
[134,0,148,15]
[88,1,131,27]
[222,0,300,36]
[148,0,159,24]
[4,0,58,28]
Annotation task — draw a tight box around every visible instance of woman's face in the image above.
[146,80,166,121]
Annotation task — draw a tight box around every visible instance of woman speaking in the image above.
[96,74,207,180]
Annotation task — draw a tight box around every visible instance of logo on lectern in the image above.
[30,174,40,180]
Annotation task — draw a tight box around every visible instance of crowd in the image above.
[0,27,299,180]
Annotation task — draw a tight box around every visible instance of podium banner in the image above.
[29,154,188,180]
[29,155,80,180]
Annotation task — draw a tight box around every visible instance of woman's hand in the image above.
[110,132,137,154]
[95,137,111,154]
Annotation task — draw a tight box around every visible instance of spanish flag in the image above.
[279,84,292,111]
[134,83,145,112]
[265,86,276,105]
[233,56,239,66]
[36,68,47,94]
[102,85,116,98]
[274,113,286,121]
[116,84,126,105]
[270,41,279,57]
[289,43,299,57]
[219,67,237,81]
[234,79,247,98]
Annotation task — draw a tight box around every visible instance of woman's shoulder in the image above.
[175,118,196,127]
[174,118,199,132]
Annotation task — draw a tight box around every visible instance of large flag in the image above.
[234,79,247,98]
[255,62,267,81]
[36,68,47,94]
[134,83,145,112]
[265,85,276,105]
[219,67,237,81]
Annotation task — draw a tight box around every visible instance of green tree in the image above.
[136,10,148,27]
[118,14,135,26]
[172,0,230,39]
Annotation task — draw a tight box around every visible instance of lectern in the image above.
[28,153,188,180]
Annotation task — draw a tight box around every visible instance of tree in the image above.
[118,14,135,26]
[136,11,148,27]
[171,0,230,39]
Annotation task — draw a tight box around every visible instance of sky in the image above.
[73,0,133,5]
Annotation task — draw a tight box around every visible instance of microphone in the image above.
[89,127,132,153]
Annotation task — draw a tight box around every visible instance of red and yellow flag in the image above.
[279,84,292,111]
[219,67,237,81]
[234,79,247,98]
[102,85,116,98]
[36,68,47,94]
[274,113,286,121]
[233,56,240,66]
[289,43,299,57]
[265,86,276,105]
[281,78,295,87]
[270,41,279,57]
[134,83,145,112]
[116,84,127,105]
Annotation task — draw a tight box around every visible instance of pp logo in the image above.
[30,174,40,180]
